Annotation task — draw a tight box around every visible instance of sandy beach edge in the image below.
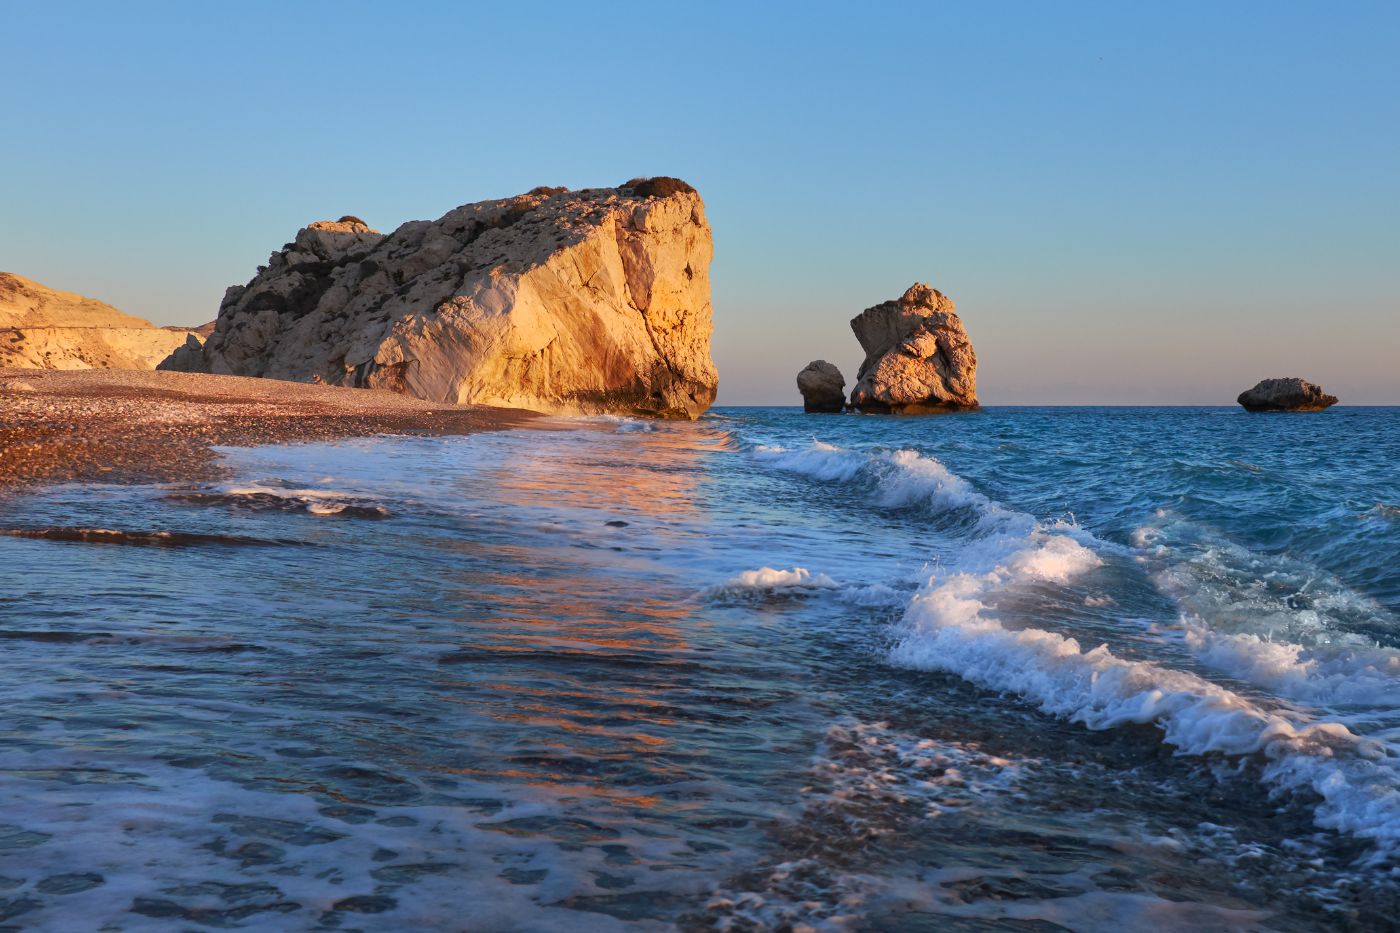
[0,369,539,494]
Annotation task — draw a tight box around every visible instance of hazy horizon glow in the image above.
[3,2,1396,404]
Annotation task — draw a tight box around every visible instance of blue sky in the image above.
[3,2,1396,403]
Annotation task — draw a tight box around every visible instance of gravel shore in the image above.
[0,369,535,492]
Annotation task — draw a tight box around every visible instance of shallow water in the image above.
[1,406,1397,930]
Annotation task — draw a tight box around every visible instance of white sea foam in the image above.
[891,558,1400,858]
[756,442,1400,857]
[702,720,1032,931]
[215,484,391,517]
[570,414,658,433]
[703,567,841,602]
[1183,626,1400,708]
[812,720,1028,820]
[754,442,1021,532]
[1137,515,1400,709]
[703,567,907,609]
[0,744,670,932]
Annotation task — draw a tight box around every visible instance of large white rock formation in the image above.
[161,180,719,418]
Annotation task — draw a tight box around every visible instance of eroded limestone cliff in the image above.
[161,180,718,418]
[0,272,203,370]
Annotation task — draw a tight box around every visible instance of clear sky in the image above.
[3,2,1397,404]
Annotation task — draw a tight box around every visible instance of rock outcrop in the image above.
[0,272,204,370]
[1237,378,1338,412]
[796,360,846,412]
[160,182,718,418]
[848,283,978,413]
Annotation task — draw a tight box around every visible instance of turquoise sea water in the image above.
[1,406,1398,930]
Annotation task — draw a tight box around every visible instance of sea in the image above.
[2,406,1398,931]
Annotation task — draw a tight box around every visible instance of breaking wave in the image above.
[754,441,1016,533]
[751,440,1400,859]
[704,566,840,598]
[170,485,391,519]
[703,566,904,608]
[1138,514,1400,708]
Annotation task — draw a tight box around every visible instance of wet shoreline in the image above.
[0,369,534,492]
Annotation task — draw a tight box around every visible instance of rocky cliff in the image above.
[0,272,204,370]
[848,283,978,413]
[161,180,719,418]
[1238,377,1338,412]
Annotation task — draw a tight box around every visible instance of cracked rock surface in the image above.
[161,182,718,419]
[848,283,978,413]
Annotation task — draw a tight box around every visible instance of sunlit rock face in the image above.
[0,272,203,370]
[848,283,978,414]
[1237,377,1338,412]
[161,180,718,419]
[796,360,846,412]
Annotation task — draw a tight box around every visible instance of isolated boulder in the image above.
[1237,378,1338,412]
[0,272,204,370]
[848,283,978,413]
[161,181,718,418]
[796,360,846,412]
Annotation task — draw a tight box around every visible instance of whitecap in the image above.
[1138,513,1400,709]
[703,567,840,599]
[753,441,1017,533]
[890,563,1400,859]
[174,484,392,519]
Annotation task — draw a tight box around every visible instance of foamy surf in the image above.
[703,566,906,607]
[753,441,1020,533]
[570,414,659,433]
[889,521,1400,860]
[751,438,1400,860]
[704,566,841,598]
[170,484,392,518]
[1138,513,1400,709]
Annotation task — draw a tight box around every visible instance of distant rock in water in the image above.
[160,180,718,419]
[848,283,978,414]
[0,272,204,370]
[796,360,846,412]
[1237,377,1338,412]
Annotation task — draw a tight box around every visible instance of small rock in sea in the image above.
[605,520,629,527]
[1237,377,1338,412]
[796,360,846,412]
